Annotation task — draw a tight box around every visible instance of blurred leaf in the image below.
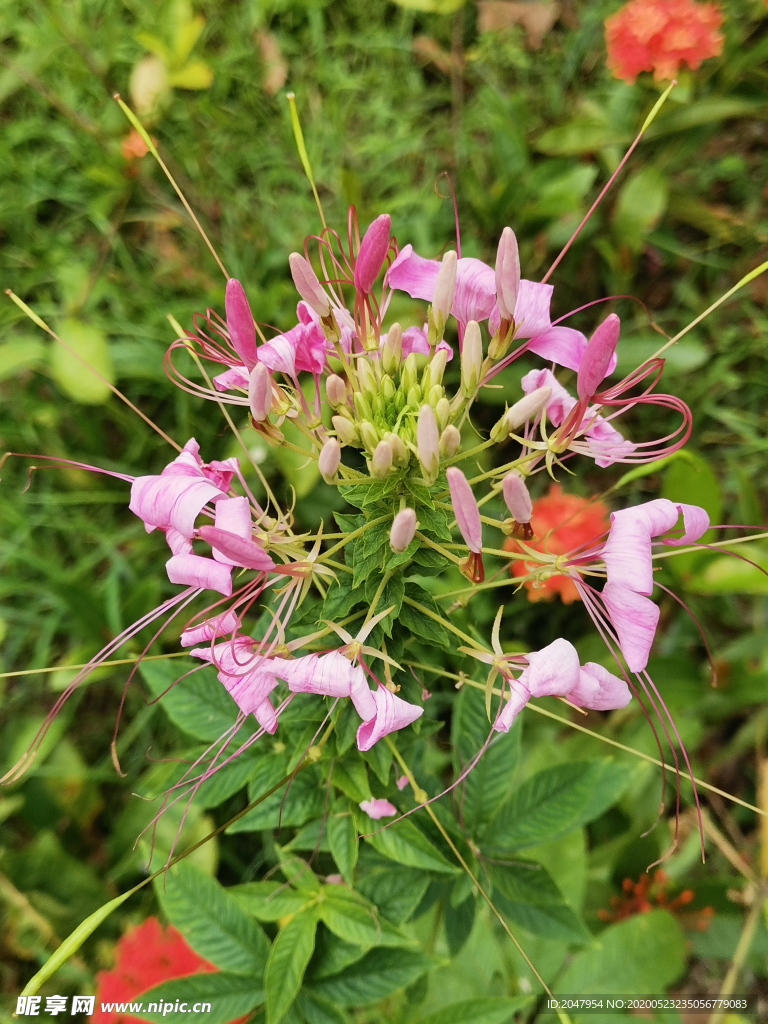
[173,14,206,65]
[482,760,631,852]
[490,861,587,941]
[391,0,466,11]
[0,338,45,380]
[135,31,174,65]
[168,60,213,89]
[535,119,624,156]
[612,336,707,377]
[417,997,530,1024]
[154,861,270,976]
[265,907,319,1024]
[327,812,358,884]
[555,910,685,993]
[687,543,768,595]
[644,99,768,139]
[308,946,434,1006]
[273,378,321,498]
[364,817,459,874]
[50,319,114,405]
[139,659,245,743]
[133,973,263,1024]
[231,882,313,921]
[661,450,722,578]
[612,167,668,254]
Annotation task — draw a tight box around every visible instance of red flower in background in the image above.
[598,870,713,930]
[93,917,239,1024]
[605,0,724,83]
[504,484,609,604]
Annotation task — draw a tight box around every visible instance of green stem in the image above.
[321,514,390,560]
[365,570,393,624]
[708,882,768,1024]
[415,531,462,566]
[402,596,486,650]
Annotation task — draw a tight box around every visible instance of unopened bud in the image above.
[289,253,331,317]
[390,508,417,553]
[502,472,532,524]
[371,440,393,479]
[435,396,451,431]
[490,409,510,444]
[382,323,403,375]
[427,383,443,409]
[332,415,359,446]
[325,373,347,408]
[461,321,483,397]
[226,279,258,370]
[354,214,391,294]
[495,227,520,323]
[446,467,482,554]
[360,420,380,453]
[425,348,448,390]
[357,356,377,398]
[433,250,457,323]
[319,438,341,483]
[381,374,396,401]
[353,391,373,422]
[248,363,272,421]
[401,352,418,393]
[385,432,409,468]
[577,313,620,401]
[439,424,461,458]
[417,404,440,485]
[506,385,551,431]
[407,385,422,410]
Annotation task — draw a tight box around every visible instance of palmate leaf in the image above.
[481,760,631,852]
[231,881,312,921]
[154,862,269,976]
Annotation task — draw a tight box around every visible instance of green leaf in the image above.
[265,907,319,1024]
[131,973,263,1024]
[452,684,520,835]
[482,760,631,852]
[614,449,693,491]
[298,991,349,1024]
[353,539,384,588]
[331,757,372,803]
[364,572,404,636]
[688,543,768,595]
[327,813,358,884]
[612,167,668,253]
[139,658,244,743]
[417,997,531,1024]
[338,484,381,510]
[0,338,45,380]
[322,577,361,621]
[360,739,391,786]
[535,119,624,156]
[415,505,452,541]
[50,318,114,405]
[229,760,323,832]
[308,946,433,1006]
[154,862,269,976]
[555,910,685,994]
[489,862,587,942]
[401,586,450,649]
[391,0,466,10]
[230,881,312,921]
[364,818,459,874]
[168,59,213,89]
[355,863,431,925]
[319,886,410,947]
[644,98,768,140]
[278,851,322,892]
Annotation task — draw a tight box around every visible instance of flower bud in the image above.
[319,438,341,483]
[248,362,273,421]
[354,214,391,294]
[407,385,422,410]
[425,348,448,390]
[461,321,483,397]
[401,352,418,393]
[382,322,403,375]
[433,250,457,323]
[226,279,258,370]
[332,415,359,446]
[384,432,409,468]
[289,253,331,317]
[390,508,417,553]
[577,313,620,401]
[446,467,482,554]
[353,391,373,422]
[495,227,520,323]
[360,420,380,453]
[439,424,461,458]
[357,356,378,398]
[381,374,396,401]
[490,410,510,443]
[427,384,443,409]
[325,373,347,408]
[506,386,551,431]
[371,440,393,479]
[417,404,440,485]
[502,472,532,524]
[435,396,451,431]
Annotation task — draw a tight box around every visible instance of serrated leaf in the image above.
[308,946,433,1006]
[356,864,431,926]
[139,659,246,743]
[353,542,384,588]
[327,813,358,884]
[319,886,410,947]
[364,818,459,874]
[489,862,587,942]
[154,862,269,976]
[401,587,450,649]
[331,757,372,803]
[482,760,631,852]
[417,997,530,1024]
[338,484,381,509]
[363,572,404,635]
[229,759,323,833]
[230,881,312,921]
[415,504,451,540]
[298,991,349,1024]
[322,577,361,620]
[265,908,319,1024]
[278,851,322,892]
[360,740,391,786]
[131,973,263,1024]
[385,537,419,570]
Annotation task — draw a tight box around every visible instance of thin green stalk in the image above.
[402,596,486,650]
[321,514,390,560]
[415,531,462,566]
[365,570,393,624]
[708,882,768,1024]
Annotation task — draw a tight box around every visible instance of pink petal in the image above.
[356,686,423,751]
[354,214,391,293]
[180,609,240,647]
[396,775,409,790]
[359,798,397,820]
[602,582,660,673]
[446,467,483,553]
[253,698,278,734]
[494,676,531,733]
[130,475,224,536]
[283,652,377,721]
[211,497,252,565]
[602,499,680,595]
[213,366,250,392]
[258,332,297,376]
[577,314,620,401]
[519,637,581,698]
[166,553,233,596]
[527,327,588,373]
[226,279,259,370]
[401,325,429,357]
[204,457,239,492]
[521,368,576,427]
[165,528,193,556]
[452,257,497,326]
[197,526,274,571]
[386,244,440,302]
[663,503,710,546]
[294,322,330,375]
[566,662,632,711]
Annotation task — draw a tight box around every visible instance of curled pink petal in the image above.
[165,528,192,556]
[452,258,497,326]
[602,582,660,673]
[359,798,397,820]
[211,497,252,565]
[226,279,258,370]
[566,662,632,711]
[166,553,233,596]
[130,475,224,537]
[197,526,274,571]
[386,244,439,301]
[446,467,483,553]
[213,366,250,392]
[602,499,681,595]
[354,214,391,293]
[191,642,284,730]
[180,609,240,647]
[519,637,581,698]
[356,686,423,751]
[577,314,621,401]
[396,774,409,790]
[284,651,377,721]
[527,327,588,373]
[663,503,710,546]
[494,676,531,733]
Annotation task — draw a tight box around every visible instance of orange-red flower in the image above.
[598,870,713,930]
[504,484,609,604]
[605,0,724,83]
[93,917,232,1024]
